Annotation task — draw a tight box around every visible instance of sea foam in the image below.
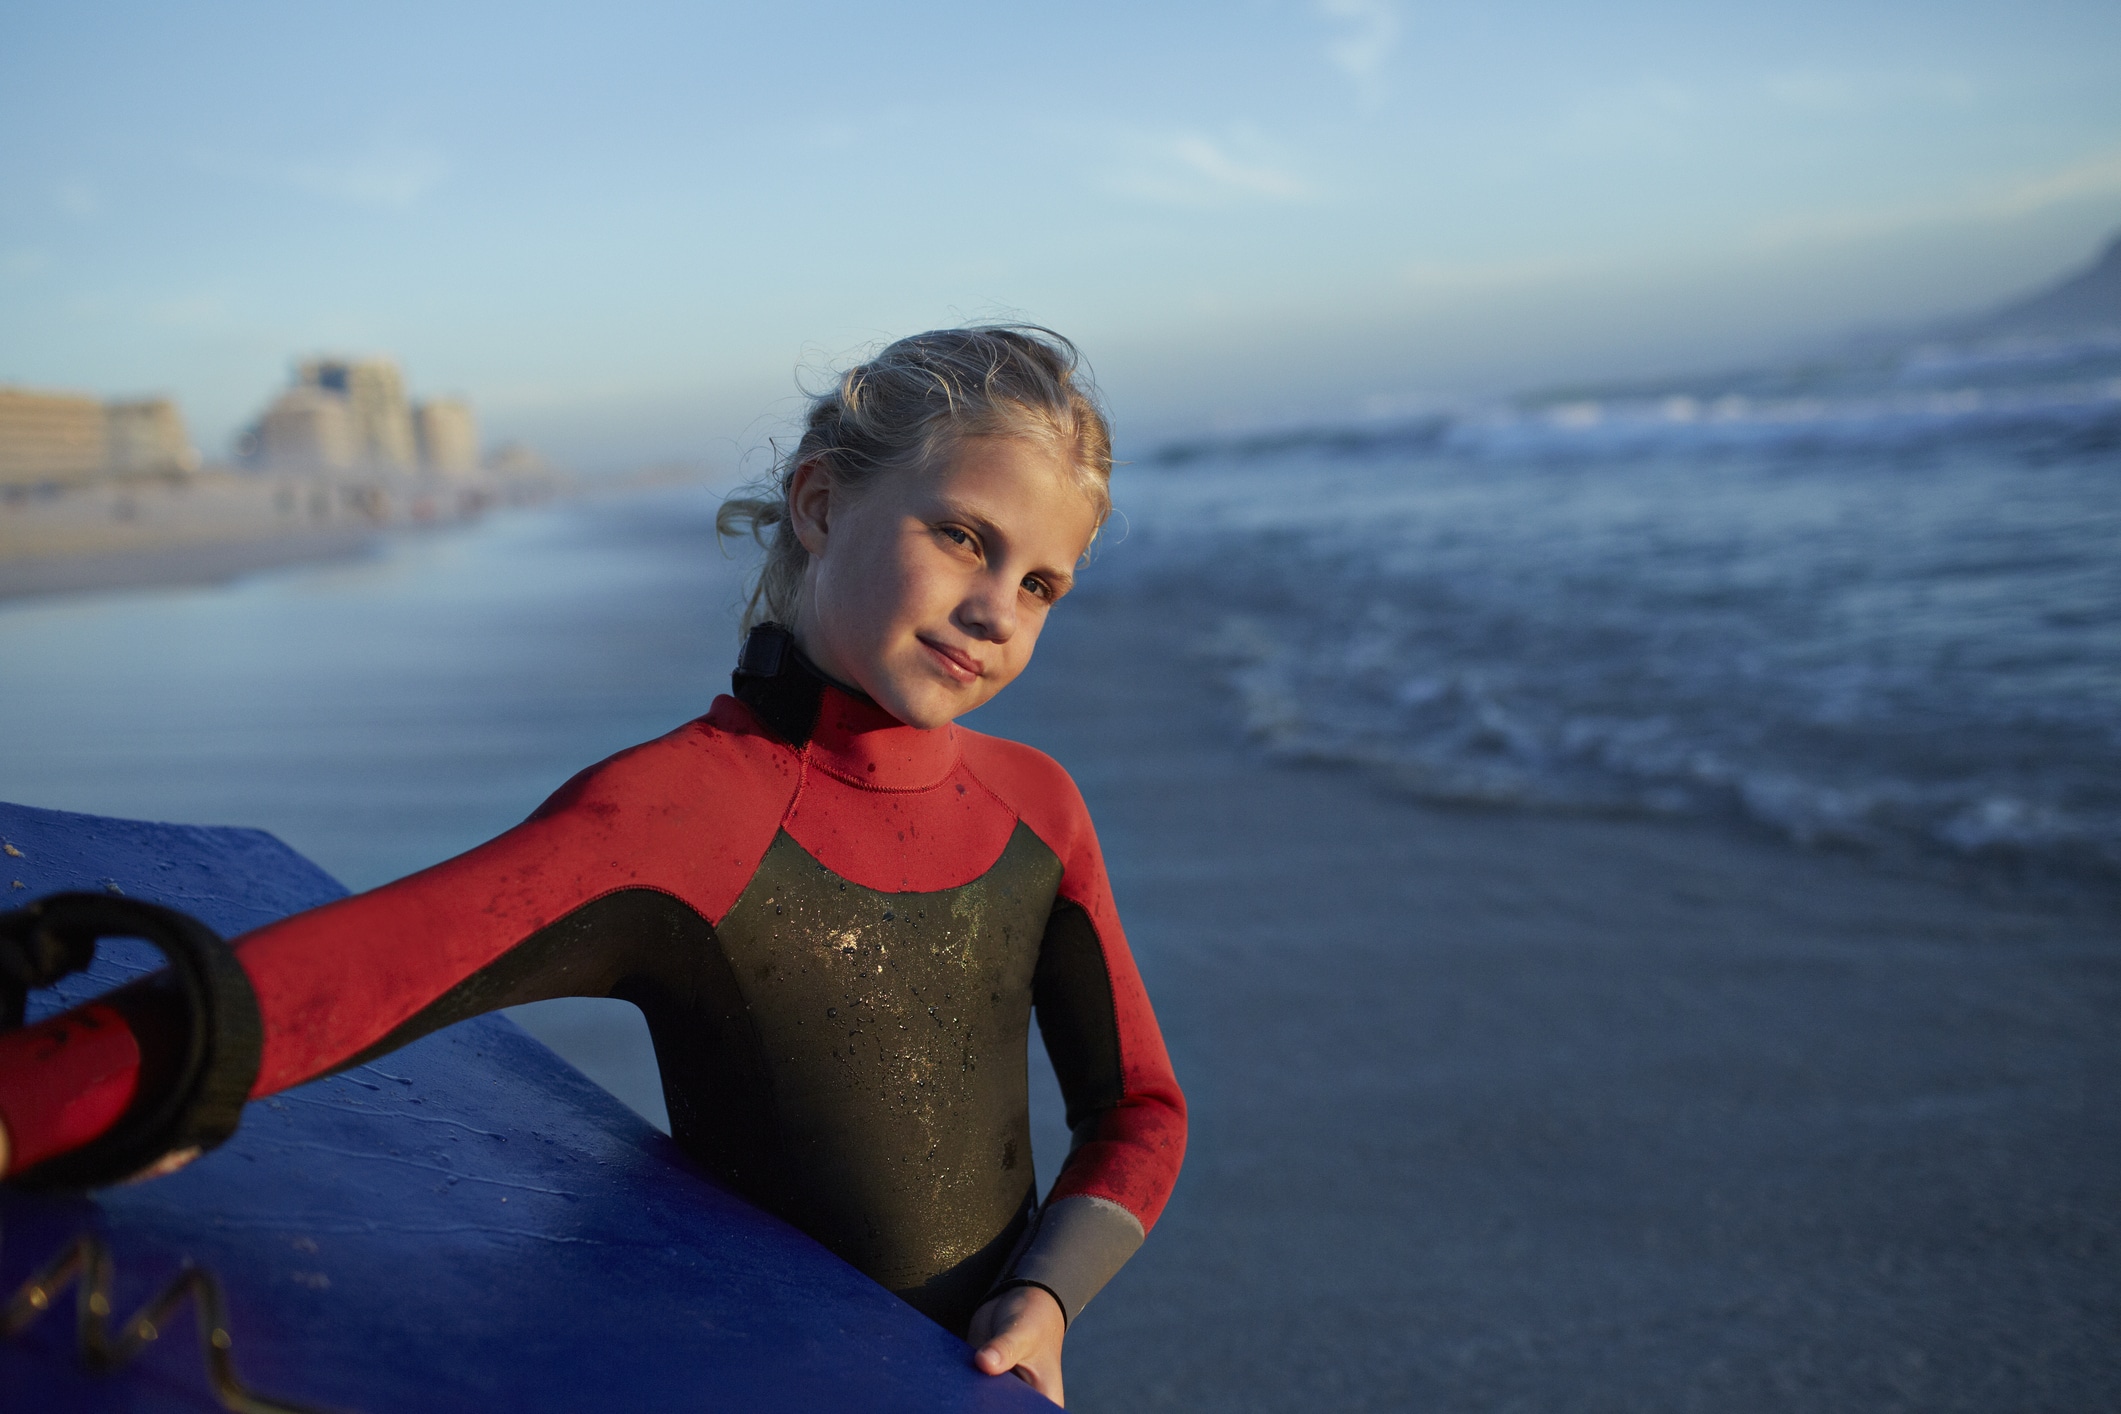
[1118,338,2121,882]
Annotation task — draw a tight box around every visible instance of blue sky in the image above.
[4,1,2119,468]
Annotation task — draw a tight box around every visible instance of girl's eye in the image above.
[1022,576,1052,601]
[938,526,973,548]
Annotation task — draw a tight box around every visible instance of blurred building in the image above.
[1,387,202,487]
[105,398,197,476]
[253,386,361,472]
[414,399,479,476]
[0,387,108,488]
[245,357,474,475]
[294,358,417,472]
[5,359,501,489]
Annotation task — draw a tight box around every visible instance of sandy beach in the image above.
[0,525,383,601]
[968,585,2121,1413]
[0,461,568,604]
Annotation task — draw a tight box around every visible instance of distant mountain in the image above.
[1960,230,2121,339]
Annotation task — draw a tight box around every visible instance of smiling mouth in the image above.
[919,636,984,682]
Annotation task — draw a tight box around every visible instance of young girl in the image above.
[0,327,1187,1405]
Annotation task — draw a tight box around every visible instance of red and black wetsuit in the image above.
[0,626,1187,1334]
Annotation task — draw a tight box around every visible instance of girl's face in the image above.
[791,436,1102,729]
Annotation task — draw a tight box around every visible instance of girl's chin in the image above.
[872,674,981,730]
[888,693,966,731]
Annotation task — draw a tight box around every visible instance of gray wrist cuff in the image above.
[990,1195,1145,1325]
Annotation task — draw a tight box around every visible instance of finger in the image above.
[121,1145,201,1185]
[974,1333,1023,1376]
[974,1305,1039,1378]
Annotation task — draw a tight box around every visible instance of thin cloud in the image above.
[57,180,101,219]
[1990,150,2121,215]
[1109,132,1314,207]
[1749,148,2121,251]
[287,146,450,209]
[1170,136,1311,200]
[1318,0,1400,98]
[1396,255,1590,298]
[148,294,231,330]
[1556,80,1699,154]
[186,143,452,210]
[1763,68,1981,114]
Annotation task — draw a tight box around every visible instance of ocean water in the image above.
[0,488,749,891]
[1119,334,2121,883]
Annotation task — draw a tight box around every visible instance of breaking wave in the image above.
[1121,338,2121,882]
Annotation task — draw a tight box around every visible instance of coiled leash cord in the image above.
[1,894,332,1413]
[2,1227,330,1414]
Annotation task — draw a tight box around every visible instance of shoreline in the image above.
[0,461,570,606]
[0,472,722,607]
[0,526,386,603]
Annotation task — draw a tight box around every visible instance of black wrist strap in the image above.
[1,893,263,1191]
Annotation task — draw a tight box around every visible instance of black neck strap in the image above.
[730,623,835,748]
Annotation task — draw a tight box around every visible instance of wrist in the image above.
[989,1193,1144,1328]
[987,1278,1067,1328]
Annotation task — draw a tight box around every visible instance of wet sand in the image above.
[965,588,2121,1413]
[0,527,381,602]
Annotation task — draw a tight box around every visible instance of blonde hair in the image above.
[717,325,1113,631]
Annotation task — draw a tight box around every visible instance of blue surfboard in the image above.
[0,800,1048,1412]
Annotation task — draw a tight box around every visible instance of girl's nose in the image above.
[958,577,1018,643]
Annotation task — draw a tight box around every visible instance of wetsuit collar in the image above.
[732,624,960,790]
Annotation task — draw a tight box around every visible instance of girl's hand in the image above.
[968,1284,1067,1405]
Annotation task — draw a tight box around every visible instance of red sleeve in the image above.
[0,1004,140,1174]
[1,701,794,1172]
[959,734,1188,1233]
[240,705,793,1093]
